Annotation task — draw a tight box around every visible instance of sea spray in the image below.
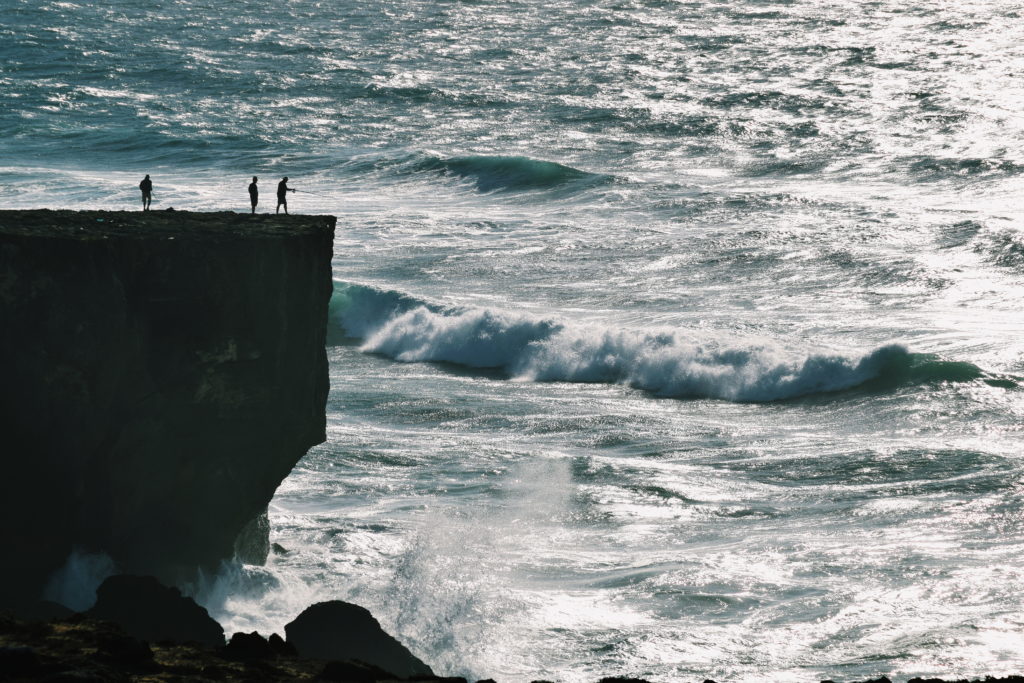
[43,550,117,612]
[381,458,576,680]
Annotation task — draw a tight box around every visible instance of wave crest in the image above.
[332,283,1001,402]
[345,152,612,193]
[412,154,611,192]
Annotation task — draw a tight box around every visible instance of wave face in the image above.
[346,153,613,194]
[331,283,985,402]
[412,155,611,193]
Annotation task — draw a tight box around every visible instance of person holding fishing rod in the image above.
[139,174,153,211]
[276,176,296,214]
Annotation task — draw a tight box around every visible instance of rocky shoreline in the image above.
[4,605,1024,683]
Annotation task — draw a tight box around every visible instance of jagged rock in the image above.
[285,600,433,678]
[86,575,224,647]
[233,510,271,565]
[0,210,334,607]
[221,631,275,660]
[267,633,297,658]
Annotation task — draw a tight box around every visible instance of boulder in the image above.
[86,575,223,647]
[285,600,432,678]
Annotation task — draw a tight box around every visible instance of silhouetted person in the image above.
[276,177,295,214]
[139,174,152,211]
[248,176,259,214]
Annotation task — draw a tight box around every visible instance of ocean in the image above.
[3,0,1024,680]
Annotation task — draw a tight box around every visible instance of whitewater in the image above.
[3,0,1024,680]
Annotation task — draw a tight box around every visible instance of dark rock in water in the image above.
[598,678,655,683]
[271,543,290,556]
[86,575,224,648]
[0,210,334,608]
[285,600,433,678]
[319,659,400,682]
[233,510,271,565]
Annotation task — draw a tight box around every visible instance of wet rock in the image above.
[285,600,433,678]
[86,575,223,647]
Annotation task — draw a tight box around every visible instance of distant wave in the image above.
[330,283,1009,401]
[345,152,613,193]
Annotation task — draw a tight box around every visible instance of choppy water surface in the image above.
[4,0,1024,680]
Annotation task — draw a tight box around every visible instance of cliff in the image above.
[0,210,334,609]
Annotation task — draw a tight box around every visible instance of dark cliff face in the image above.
[0,210,334,608]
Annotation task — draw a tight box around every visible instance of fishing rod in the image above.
[293,189,331,197]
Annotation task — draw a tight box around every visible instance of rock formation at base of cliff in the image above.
[0,210,334,609]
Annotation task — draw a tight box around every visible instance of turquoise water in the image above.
[4,0,1024,681]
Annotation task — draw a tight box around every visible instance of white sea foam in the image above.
[333,283,908,402]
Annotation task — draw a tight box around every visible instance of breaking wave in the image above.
[345,152,613,193]
[330,283,1004,402]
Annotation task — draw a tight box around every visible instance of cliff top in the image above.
[0,210,336,240]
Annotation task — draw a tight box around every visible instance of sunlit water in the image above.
[4,0,1024,681]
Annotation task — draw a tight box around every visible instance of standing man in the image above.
[139,174,153,211]
[276,176,295,214]
[248,176,259,214]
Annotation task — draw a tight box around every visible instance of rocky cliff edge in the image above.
[0,210,334,609]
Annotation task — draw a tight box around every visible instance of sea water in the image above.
[3,0,1024,681]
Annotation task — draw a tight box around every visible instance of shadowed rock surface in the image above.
[0,210,334,610]
[285,600,434,678]
[2,611,1023,683]
[85,575,224,648]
